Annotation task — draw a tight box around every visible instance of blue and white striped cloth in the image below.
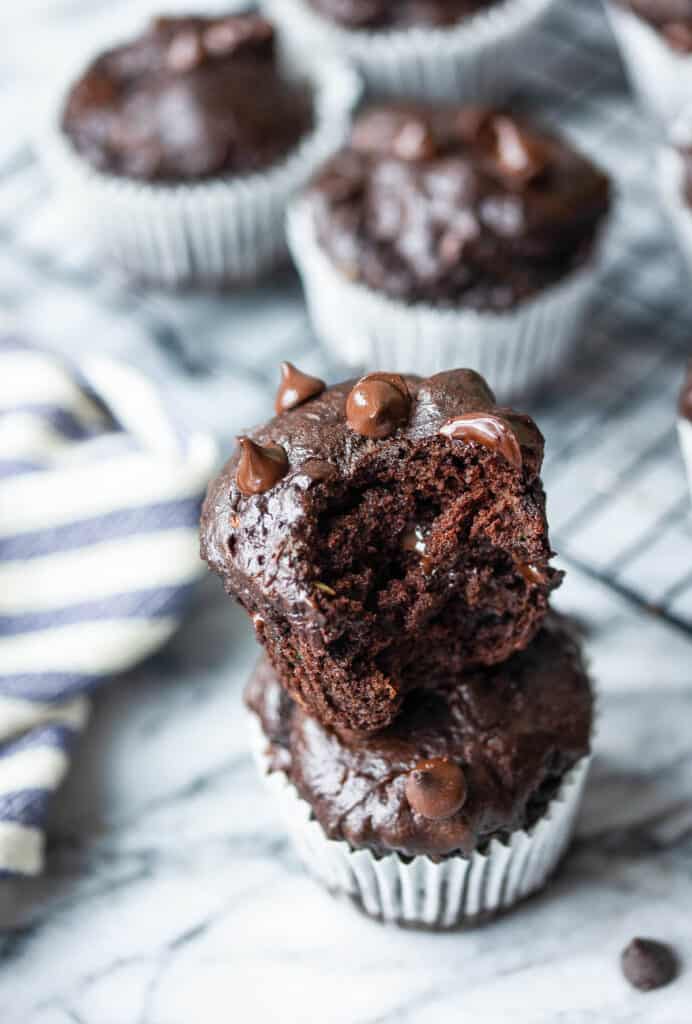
[0,338,217,876]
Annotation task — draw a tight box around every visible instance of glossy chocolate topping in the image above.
[345,372,411,438]
[618,1,692,51]
[61,13,312,182]
[310,103,610,310]
[439,413,523,470]
[246,614,593,859]
[236,438,288,496]
[202,367,560,734]
[275,362,326,414]
[679,361,692,421]
[307,0,498,29]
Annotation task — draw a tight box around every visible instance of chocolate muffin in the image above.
[309,104,610,310]
[246,614,593,860]
[201,366,561,734]
[616,1,692,52]
[61,13,312,182]
[307,0,499,29]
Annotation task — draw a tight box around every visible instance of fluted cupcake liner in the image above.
[264,0,555,102]
[287,198,600,399]
[248,712,591,929]
[606,3,692,131]
[40,59,361,287]
[658,144,692,276]
[678,419,692,505]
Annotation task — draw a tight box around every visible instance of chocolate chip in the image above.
[405,758,467,820]
[166,30,206,73]
[490,116,548,189]
[203,15,274,58]
[236,437,288,496]
[621,938,678,992]
[351,108,436,162]
[439,413,522,470]
[515,561,547,586]
[275,362,326,414]
[346,373,410,439]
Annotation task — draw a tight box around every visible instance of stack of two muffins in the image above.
[201,364,594,928]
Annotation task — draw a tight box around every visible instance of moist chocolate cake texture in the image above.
[245,614,593,860]
[61,13,312,182]
[201,368,561,734]
[309,104,610,310]
[307,0,498,29]
[618,0,692,52]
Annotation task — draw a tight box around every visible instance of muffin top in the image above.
[307,0,498,29]
[680,362,692,420]
[618,1,692,52]
[309,104,610,310]
[61,13,312,183]
[246,614,593,860]
[201,365,559,734]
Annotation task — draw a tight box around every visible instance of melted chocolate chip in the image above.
[439,413,522,470]
[490,116,548,189]
[275,362,326,414]
[621,938,678,992]
[346,373,410,439]
[300,459,337,483]
[166,30,206,74]
[405,758,467,820]
[236,437,288,495]
[351,108,436,161]
[516,561,547,586]
[402,524,433,575]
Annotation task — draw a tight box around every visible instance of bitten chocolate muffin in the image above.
[201,366,561,734]
[246,614,593,859]
[309,104,610,310]
[61,13,312,182]
[307,0,498,28]
[617,1,692,52]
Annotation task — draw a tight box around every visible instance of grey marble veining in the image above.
[1,567,691,1024]
[2,0,692,1021]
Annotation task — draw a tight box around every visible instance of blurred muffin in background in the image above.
[288,103,611,397]
[263,0,557,102]
[43,12,359,287]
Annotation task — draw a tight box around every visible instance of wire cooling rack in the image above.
[1,0,691,636]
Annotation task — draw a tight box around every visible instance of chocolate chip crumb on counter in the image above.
[621,938,679,992]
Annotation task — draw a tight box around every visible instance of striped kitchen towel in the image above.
[0,337,217,876]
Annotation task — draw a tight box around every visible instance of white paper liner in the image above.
[678,418,692,505]
[288,199,598,399]
[606,3,692,130]
[39,59,361,287]
[248,712,591,929]
[265,0,555,101]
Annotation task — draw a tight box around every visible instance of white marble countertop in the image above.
[1,565,691,1024]
[2,0,692,1021]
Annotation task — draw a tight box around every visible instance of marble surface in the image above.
[2,0,692,1021]
[1,567,691,1024]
